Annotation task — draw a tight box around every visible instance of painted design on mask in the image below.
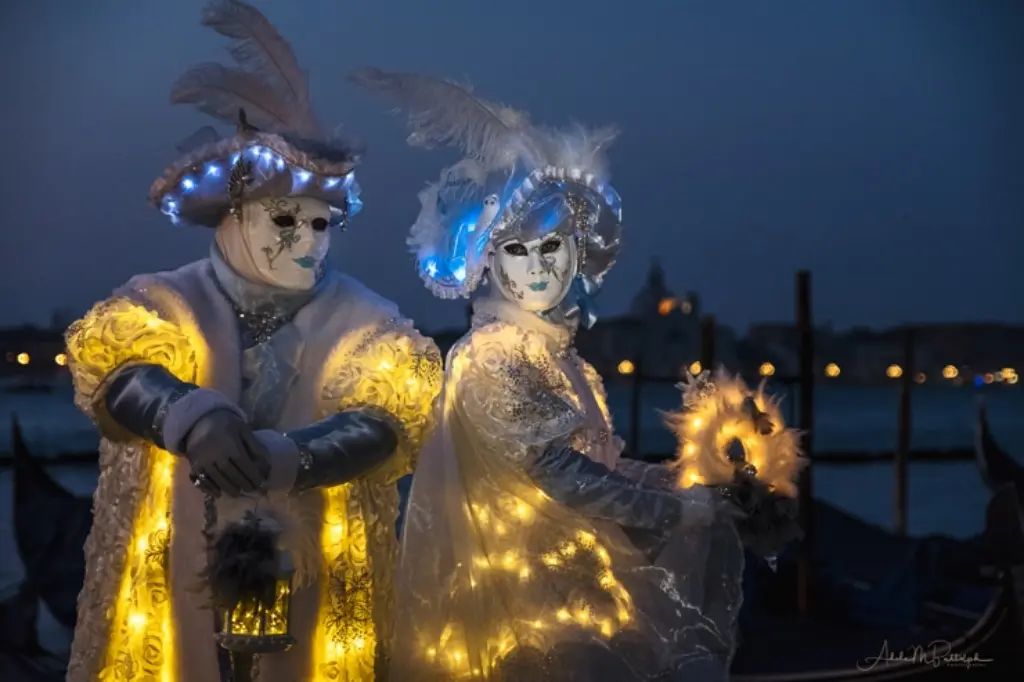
[491,235,575,312]
[238,196,333,291]
[259,198,303,270]
[495,264,524,300]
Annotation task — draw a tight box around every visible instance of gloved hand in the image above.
[184,410,271,496]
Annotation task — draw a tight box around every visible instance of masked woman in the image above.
[63,5,442,681]
[350,69,745,682]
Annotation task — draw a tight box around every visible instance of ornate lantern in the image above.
[217,549,296,653]
[208,512,296,654]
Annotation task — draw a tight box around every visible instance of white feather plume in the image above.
[348,67,534,169]
[171,0,317,135]
[532,123,620,182]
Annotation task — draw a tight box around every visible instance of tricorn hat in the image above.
[149,0,362,229]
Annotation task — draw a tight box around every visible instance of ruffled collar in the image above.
[472,296,574,352]
[209,243,320,318]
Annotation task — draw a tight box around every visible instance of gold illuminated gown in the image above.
[64,258,442,682]
[393,297,744,682]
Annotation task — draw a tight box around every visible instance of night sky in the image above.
[1,0,1021,333]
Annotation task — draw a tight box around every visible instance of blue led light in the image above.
[230,153,241,165]
[205,163,220,177]
[181,177,196,192]
[324,177,341,189]
[274,156,285,171]
[295,169,312,183]
[261,150,273,163]
[451,258,467,282]
[424,259,438,277]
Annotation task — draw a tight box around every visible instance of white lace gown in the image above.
[392,297,745,682]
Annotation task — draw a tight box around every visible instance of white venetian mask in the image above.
[239,196,332,290]
[490,233,577,312]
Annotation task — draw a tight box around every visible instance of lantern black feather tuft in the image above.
[204,511,281,610]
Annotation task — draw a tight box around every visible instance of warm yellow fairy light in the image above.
[576,530,596,548]
[689,361,702,375]
[665,369,805,496]
[16,352,29,365]
[64,299,203,681]
[942,365,959,379]
[824,362,840,378]
[759,362,775,377]
[54,352,68,366]
[886,364,903,379]
[617,359,635,375]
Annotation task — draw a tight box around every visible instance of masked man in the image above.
[64,3,441,681]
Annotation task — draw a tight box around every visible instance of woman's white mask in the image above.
[490,234,577,312]
[239,196,332,290]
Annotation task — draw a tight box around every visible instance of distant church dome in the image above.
[630,259,674,317]
[629,259,700,319]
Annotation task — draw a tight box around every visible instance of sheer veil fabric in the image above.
[391,301,745,682]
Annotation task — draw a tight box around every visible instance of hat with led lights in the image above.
[348,68,622,327]
[149,0,362,229]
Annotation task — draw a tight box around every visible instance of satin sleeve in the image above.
[450,324,586,465]
[65,296,200,440]
[320,316,443,485]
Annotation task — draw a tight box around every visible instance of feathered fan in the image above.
[171,0,318,136]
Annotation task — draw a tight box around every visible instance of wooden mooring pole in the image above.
[700,315,716,371]
[628,356,643,458]
[795,270,814,616]
[894,328,915,536]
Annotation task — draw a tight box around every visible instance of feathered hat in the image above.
[348,68,623,314]
[149,0,363,229]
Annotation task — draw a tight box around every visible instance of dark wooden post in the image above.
[795,270,815,615]
[628,357,643,458]
[894,328,915,536]
[700,315,716,372]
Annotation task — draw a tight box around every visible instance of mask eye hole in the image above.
[540,238,562,254]
[272,214,296,228]
[503,242,528,256]
[311,217,328,232]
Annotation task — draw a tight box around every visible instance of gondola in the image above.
[731,483,1023,681]
[10,415,92,629]
[974,399,1024,496]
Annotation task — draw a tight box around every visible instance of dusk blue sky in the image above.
[1,0,1021,333]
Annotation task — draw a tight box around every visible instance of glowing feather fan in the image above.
[663,369,806,497]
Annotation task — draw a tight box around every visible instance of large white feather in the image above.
[193,0,317,134]
[348,67,535,169]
